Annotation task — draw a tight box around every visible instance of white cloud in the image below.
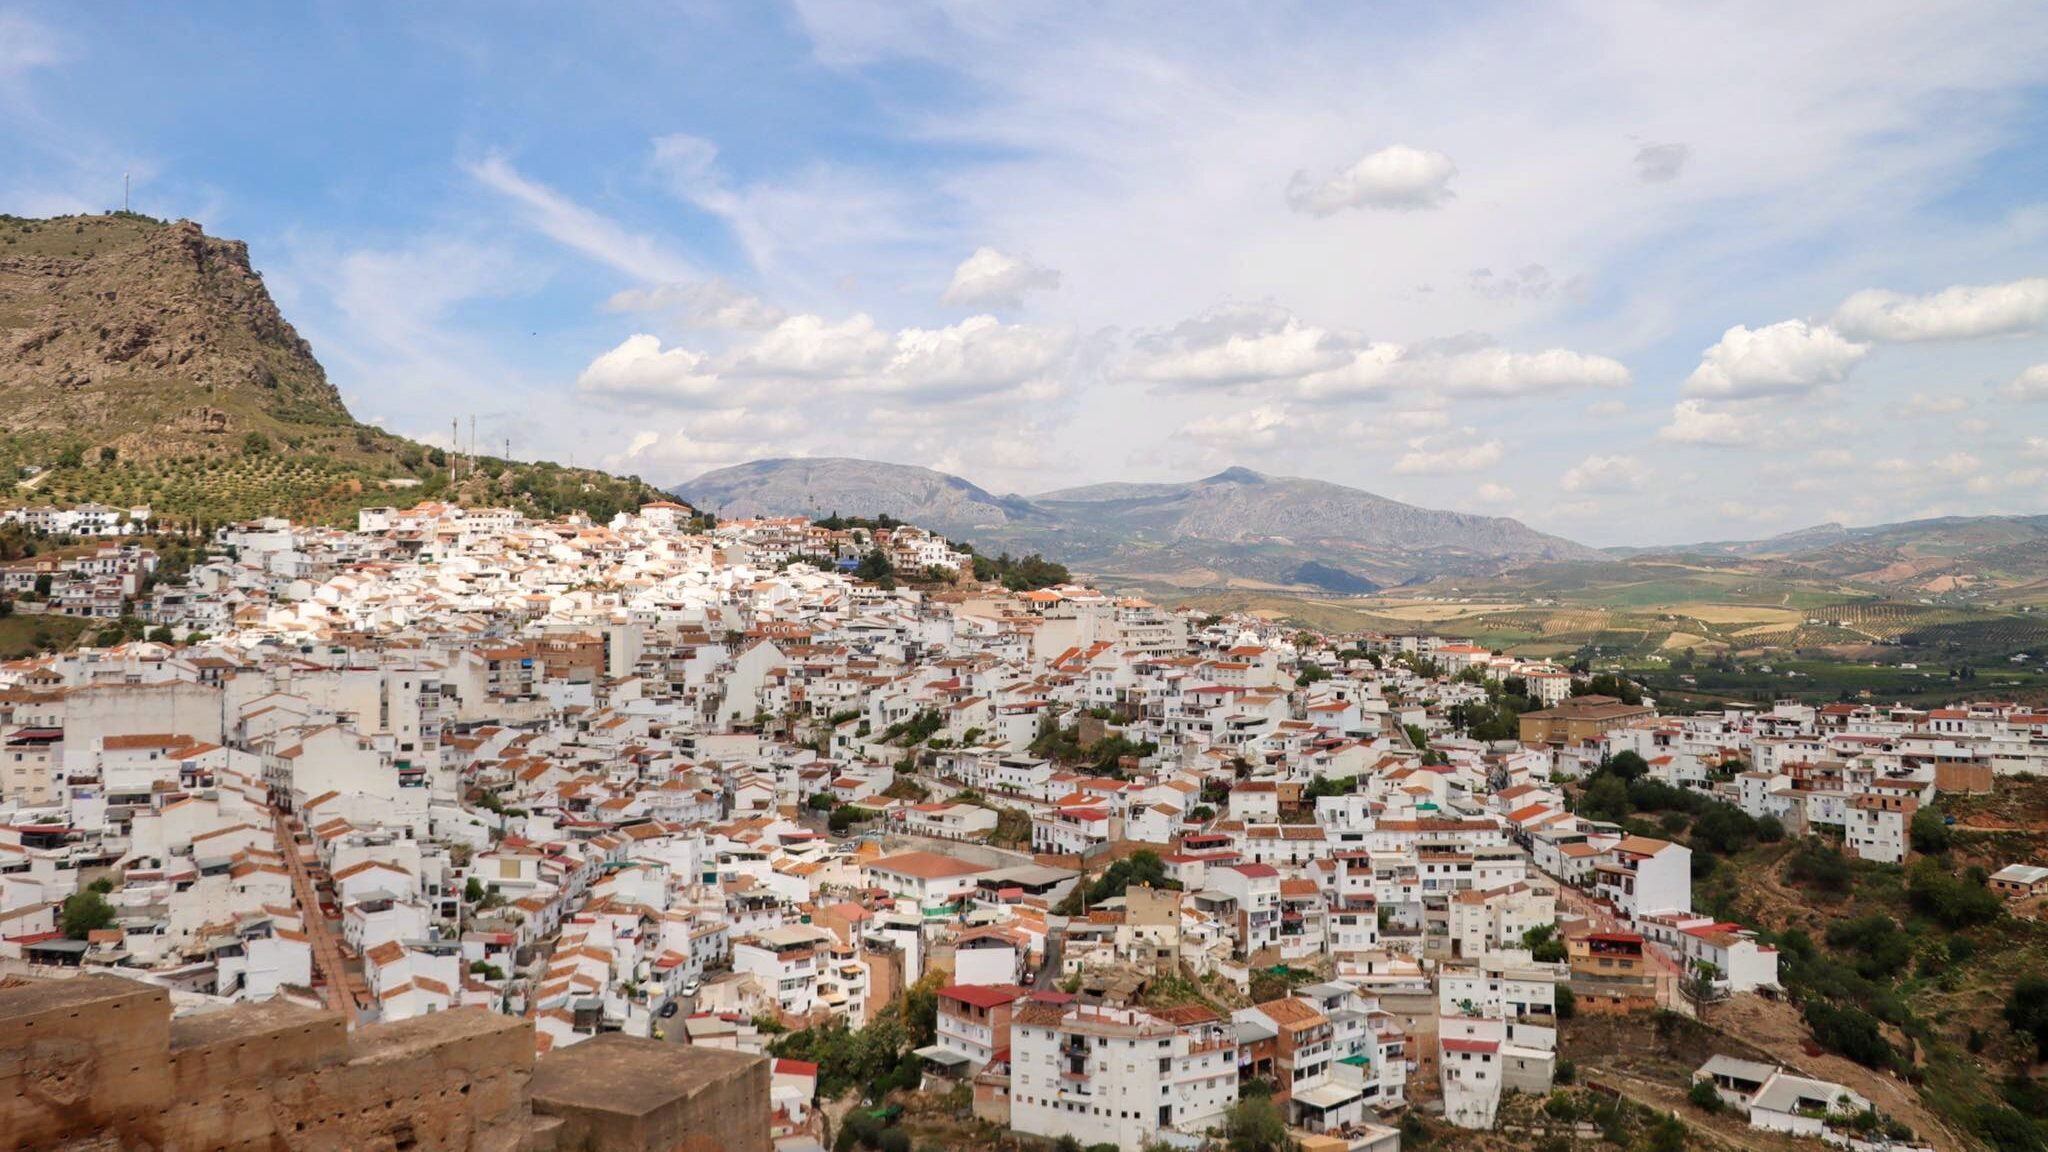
[1394,435,1504,475]
[1633,142,1690,183]
[0,11,64,77]
[1933,451,1981,475]
[1658,399,1751,445]
[728,313,894,379]
[941,247,1061,308]
[576,334,725,404]
[2005,363,2048,401]
[1585,398,1629,417]
[1559,454,1645,493]
[604,279,785,329]
[1474,482,1516,504]
[2023,436,2048,458]
[878,315,1072,399]
[1833,277,2048,342]
[465,152,695,284]
[1420,347,1631,398]
[1124,305,1626,402]
[1125,304,1354,387]
[1177,405,1295,449]
[1286,145,1457,215]
[1901,391,1968,416]
[1469,264,1573,301]
[1682,319,1868,399]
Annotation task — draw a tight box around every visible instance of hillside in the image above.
[0,212,671,525]
[677,458,1596,591]
[678,457,1049,534]
[1615,516,2048,606]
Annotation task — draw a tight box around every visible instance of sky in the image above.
[4,2,2048,546]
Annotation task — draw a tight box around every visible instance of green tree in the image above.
[242,431,272,455]
[1223,1092,1293,1152]
[1909,806,1951,855]
[1605,749,1650,781]
[61,889,115,938]
[854,550,896,588]
[1689,1079,1724,1113]
[465,877,486,904]
[2007,976,2048,1061]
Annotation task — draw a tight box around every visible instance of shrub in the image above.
[1689,1080,1724,1113]
[1804,1000,1895,1069]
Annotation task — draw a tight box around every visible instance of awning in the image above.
[1294,1082,1364,1111]
[913,1045,972,1067]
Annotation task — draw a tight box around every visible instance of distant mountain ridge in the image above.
[676,457,1050,531]
[677,457,1597,591]
[1598,514,2048,599]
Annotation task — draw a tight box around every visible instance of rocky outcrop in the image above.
[0,214,344,454]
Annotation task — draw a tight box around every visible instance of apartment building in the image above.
[1010,999,1237,1148]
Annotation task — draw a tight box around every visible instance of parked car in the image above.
[659,1000,680,1018]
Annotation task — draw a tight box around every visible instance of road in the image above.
[658,992,699,1042]
[271,808,362,1022]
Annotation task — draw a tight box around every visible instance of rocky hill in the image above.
[0,213,670,525]
[677,457,1596,591]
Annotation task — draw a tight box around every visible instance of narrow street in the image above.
[271,808,362,1022]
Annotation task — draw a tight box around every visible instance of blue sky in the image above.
[5,2,2048,545]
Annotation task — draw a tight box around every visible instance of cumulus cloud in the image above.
[1419,348,1631,398]
[1176,405,1295,449]
[608,408,799,481]
[1658,399,1751,445]
[727,313,894,379]
[1682,320,1868,399]
[576,334,725,404]
[941,247,1061,308]
[1124,305,1628,402]
[1559,454,1645,493]
[1125,304,1356,387]
[878,315,1072,399]
[1286,145,1457,215]
[2024,436,2048,458]
[580,313,1070,410]
[1633,142,1690,183]
[2005,363,2048,401]
[1393,434,1504,475]
[1474,482,1517,504]
[604,278,785,330]
[1832,278,2048,342]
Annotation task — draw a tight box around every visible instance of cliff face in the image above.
[0,214,345,455]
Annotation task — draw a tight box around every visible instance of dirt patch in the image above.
[1710,998,1967,1152]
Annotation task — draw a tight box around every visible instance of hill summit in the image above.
[0,213,668,525]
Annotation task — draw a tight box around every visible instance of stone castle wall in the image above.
[2,974,769,1152]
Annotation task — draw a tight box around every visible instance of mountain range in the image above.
[678,456,2048,599]
[677,457,1597,591]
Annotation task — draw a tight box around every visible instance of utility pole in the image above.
[450,419,459,484]
[469,416,477,476]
